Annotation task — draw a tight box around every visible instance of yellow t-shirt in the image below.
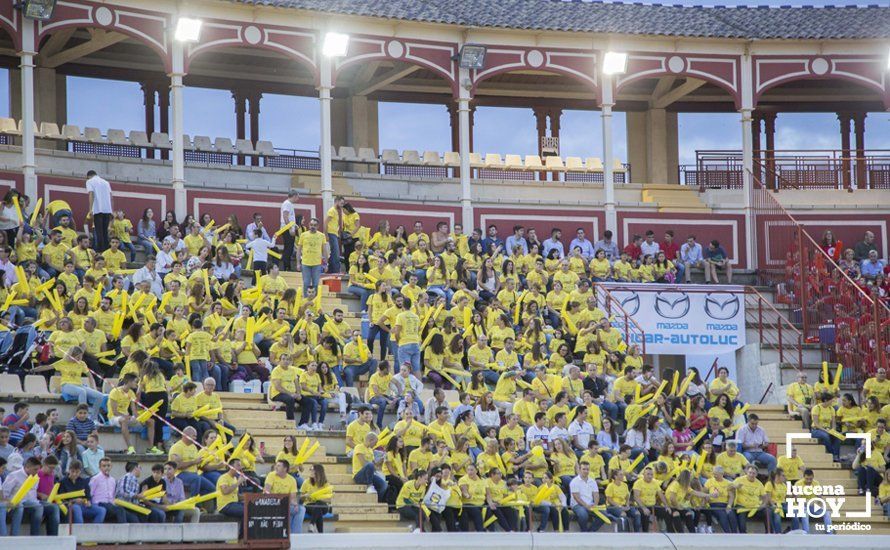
[705,476,732,504]
[458,475,487,506]
[216,472,241,510]
[715,452,748,477]
[265,472,298,495]
[632,477,661,506]
[864,377,890,405]
[169,440,199,473]
[351,443,375,475]
[665,481,690,508]
[396,480,427,508]
[299,371,322,396]
[777,456,805,481]
[298,231,327,266]
[394,310,421,345]
[141,373,167,394]
[270,366,298,398]
[811,403,836,430]
[107,387,134,416]
[733,476,765,509]
[54,358,88,386]
[393,419,426,448]
[185,331,212,361]
[605,480,630,506]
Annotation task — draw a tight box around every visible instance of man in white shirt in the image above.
[131,256,164,296]
[86,170,113,252]
[548,412,570,442]
[640,230,660,257]
[679,235,705,283]
[244,213,272,243]
[280,190,300,271]
[568,406,595,452]
[155,238,177,275]
[504,225,528,255]
[569,228,595,260]
[570,462,605,532]
[542,228,565,259]
[525,412,550,450]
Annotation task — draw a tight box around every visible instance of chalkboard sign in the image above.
[243,493,290,547]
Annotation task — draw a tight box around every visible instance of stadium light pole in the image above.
[18,16,37,203]
[601,52,627,235]
[319,33,349,215]
[171,18,202,219]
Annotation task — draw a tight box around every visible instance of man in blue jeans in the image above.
[570,463,606,532]
[264,459,306,534]
[296,217,329,293]
[170,427,215,496]
[352,433,387,501]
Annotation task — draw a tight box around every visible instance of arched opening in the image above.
[333,60,455,178]
[33,26,168,156]
[470,67,605,182]
[184,44,319,167]
[616,74,740,186]
[754,77,889,190]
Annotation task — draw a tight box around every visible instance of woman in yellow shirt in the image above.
[549,438,578,487]
[605,469,642,532]
[589,249,612,281]
[458,464,487,531]
[276,435,303,478]
[638,255,656,283]
[138,359,168,454]
[382,436,407,503]
[33,346,105,420]
[302,464,332,533]
[48,317,81,358]
[449,437,472,477]
[652,251,677,283]
[347,254,374,311]
[836,393,865,432]
[298,361,323,430]
[664,469,707,532]
[454,410,483,459]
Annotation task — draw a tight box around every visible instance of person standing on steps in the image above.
[86,170,113,252]
[280,189,301,271]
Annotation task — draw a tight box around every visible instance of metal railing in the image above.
[680,149,890,191]
[593,284,647,356]
[745,286,804,372]
[751,166,888,383]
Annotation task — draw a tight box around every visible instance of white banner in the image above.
[598,283,746,355]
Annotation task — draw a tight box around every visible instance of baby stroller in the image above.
[0,325,42,378]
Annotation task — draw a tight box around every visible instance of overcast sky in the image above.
[2,0,889,166]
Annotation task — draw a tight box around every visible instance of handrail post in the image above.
[797,229,810,339]
[758,295,763,342]
[876,300,886,372]
[778,314,784,364]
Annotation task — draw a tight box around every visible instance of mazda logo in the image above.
[704,292,741,320]
[616,291,640,316]
[654,291,690,319]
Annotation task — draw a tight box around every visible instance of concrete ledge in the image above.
[0,536,76,550]
[66,522,239,544]
[292,533,890,550]
[182,522,240,543]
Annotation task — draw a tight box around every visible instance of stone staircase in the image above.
[219,392,404,532]
[751,404,889,534]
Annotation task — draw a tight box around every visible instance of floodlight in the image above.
[458,44,487,70]
[175,18,202,43]
[602,51,628,75]
[323,32,350,57]
[20,0,57,21]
